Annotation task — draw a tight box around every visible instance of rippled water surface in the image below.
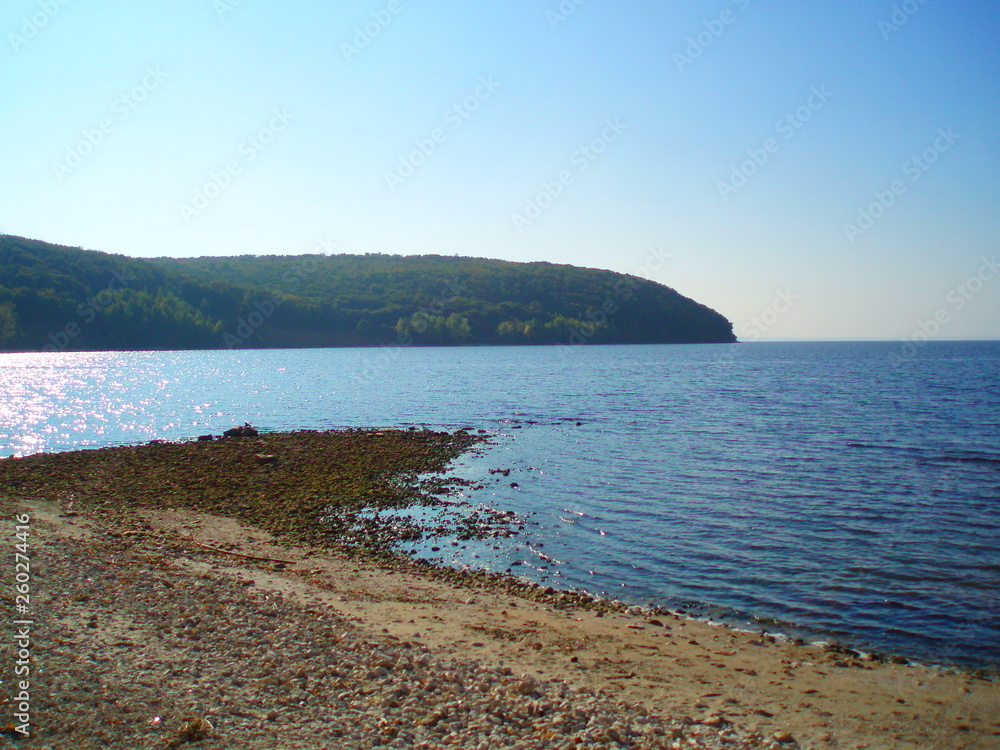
[1,342,998,668]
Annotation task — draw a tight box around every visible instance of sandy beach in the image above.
[1,432,997,749]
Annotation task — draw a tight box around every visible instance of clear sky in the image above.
[1,0,997,341]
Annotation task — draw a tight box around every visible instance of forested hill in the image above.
[0,235,736,352]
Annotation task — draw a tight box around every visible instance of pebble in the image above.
[16,508,771,750]
[513,676,538,695]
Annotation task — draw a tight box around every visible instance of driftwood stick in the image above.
[186,539,297,565]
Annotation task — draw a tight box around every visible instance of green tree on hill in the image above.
[0,234,736,351]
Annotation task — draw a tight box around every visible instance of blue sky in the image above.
[1,0,997,341]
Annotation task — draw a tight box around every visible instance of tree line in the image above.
[0,235,735,352]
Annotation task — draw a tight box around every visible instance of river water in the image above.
[1,341,997,668]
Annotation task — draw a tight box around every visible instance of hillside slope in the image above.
[0,235,735,351]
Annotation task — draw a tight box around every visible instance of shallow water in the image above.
[1,341,997,668]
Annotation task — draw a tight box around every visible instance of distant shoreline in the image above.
[0,235,737,352]
[2,339,741,355]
